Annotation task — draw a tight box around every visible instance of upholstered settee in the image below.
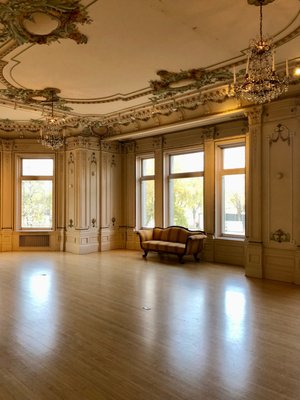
[136,226,207,263]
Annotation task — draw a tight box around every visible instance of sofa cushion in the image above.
[143,240,185,255]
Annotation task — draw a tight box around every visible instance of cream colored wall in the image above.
[124,120,247,266]
[0,96,299,285]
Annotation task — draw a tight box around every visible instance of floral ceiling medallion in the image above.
[0,0,92,45]
[150,68,232,99]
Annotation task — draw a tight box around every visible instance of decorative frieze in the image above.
[100,141,121,153]
[66,136,100,151]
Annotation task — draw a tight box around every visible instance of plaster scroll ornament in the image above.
[0,0,92,45]
[150,68,232,99]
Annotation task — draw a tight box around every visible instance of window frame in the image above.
[215,140,246,239]
[136,155,155,229]
[15,154,55,232]
[164,148,204,230]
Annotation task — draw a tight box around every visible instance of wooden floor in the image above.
[0,250,300,400]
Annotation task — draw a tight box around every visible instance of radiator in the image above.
[19,235,50,247]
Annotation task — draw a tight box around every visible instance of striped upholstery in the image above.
[137,226,207,262]
[153,228,163,240]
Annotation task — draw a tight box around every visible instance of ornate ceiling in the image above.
[0,0,299,141]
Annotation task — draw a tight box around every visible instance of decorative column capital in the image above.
[1,139,13,151]
[100,140,121,153]
[244,106,263,126]
[124,142,136,154]
[153,136,165,149]
[202,126,215,140]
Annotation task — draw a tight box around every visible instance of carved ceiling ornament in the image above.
[150,68,233,99]
[0,87,73,111]
[0,0,92,45]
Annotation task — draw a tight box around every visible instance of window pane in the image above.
[21,181,53,228]
[22,159,53,176]
[169,177,203,230]
[170,152,204,174]
[142,158,154,176]
[141,180,154,228]
[223,147,245,169]
[222,174,245,235]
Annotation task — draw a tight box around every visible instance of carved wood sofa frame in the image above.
[136,226,207,264]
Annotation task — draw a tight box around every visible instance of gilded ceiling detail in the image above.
[0,87,73,111]
[0,0,91,45]
[0,0,297,142]
[150,68,233,99]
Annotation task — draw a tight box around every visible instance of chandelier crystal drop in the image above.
[234,0,289,104]
[39,90,65,150]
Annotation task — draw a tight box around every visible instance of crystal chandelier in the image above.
[40,90,65,150]
[234,0,289,104]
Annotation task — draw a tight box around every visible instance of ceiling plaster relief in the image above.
[0,0,91,45]
[0,0,298,141]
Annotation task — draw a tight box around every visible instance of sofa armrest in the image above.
[185,234,207,255]
[136,229,153,242]
[188,234,207,241]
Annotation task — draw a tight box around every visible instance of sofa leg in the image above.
[143,250,148,258]
[193,253,200,262]
[178,255,184,264]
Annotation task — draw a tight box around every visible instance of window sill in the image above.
[214,236,245,242]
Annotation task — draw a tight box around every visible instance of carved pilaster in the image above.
[295,248,300,285]
[244,106,263,278]
[203,130,215,236]
[153,136,164,226]
[65,137,100,254]
[0,139,14,250]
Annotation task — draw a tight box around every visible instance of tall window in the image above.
[18,157,54,230]
[218,145,245,237]
[138,157,155,228]
[167,151,204,230]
